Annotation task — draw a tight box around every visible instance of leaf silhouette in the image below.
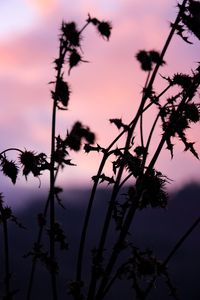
[0,157,18,184]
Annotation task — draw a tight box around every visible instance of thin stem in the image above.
[87,110,144,300]
[76,153,108,282]
[142,84,171,113]
[98,0,186,255]
[141,106,164,171]
[145,81,196,174]
[143,216,200,299]
[49,98,58,300]
[0,202,11,299]
[79,20,90,35]
[145,133,166,174]
[99,268,120,299]
[102,264,142,300]
[163,216,200,266]
[144,0,188,93]
[26,167,60,300]
[98,101,146,254]
[95,198,138,300]
[48,36,66,300]
[140,71,151,148]
[0,148,24,156]
[90,2,189,298]
[76,125,133,282]
[118,173,132,190]
[157,84,171,99]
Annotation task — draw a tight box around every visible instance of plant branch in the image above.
[143,216,200,299]
[89,2,189,298]
[0,201,11,299]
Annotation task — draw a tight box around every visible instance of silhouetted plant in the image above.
[25,14,112,300]
[0,1,200,300]
[73,1,200,300]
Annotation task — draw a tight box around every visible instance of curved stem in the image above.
[0,148,24,156]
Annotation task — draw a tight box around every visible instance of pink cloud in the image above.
[0,0,199,191]
[25,0,58,17]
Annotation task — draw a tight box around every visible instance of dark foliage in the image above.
[0,2,200,300]
[0,157,18,184]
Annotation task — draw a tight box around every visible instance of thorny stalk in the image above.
[25,15,113,299]
[0,200,11,300]
[26,167,59,300]
[140,70,151,148]
[86,1,190,298]
[142,217,200,300]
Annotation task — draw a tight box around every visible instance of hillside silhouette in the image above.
[1,182,200,299]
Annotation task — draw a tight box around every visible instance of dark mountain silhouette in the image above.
[0,182,200,299]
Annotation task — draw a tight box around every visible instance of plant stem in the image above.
[143,216,200,299]
[26,166,60,300]
[88,2,189,298]
[142,108,165,172]
[140,71,151,148]
[26,195,49,299]
[76,123,134,283]
[164,216,200,266]
[141,84,171,113]
[49,98,58,300]
[48,39,65,300]
[87,102,145,300]
[76,153,108,282]
[0,202,11,299]
[95,197,138,300]
[98,0,187,255]
[0,148,24,156]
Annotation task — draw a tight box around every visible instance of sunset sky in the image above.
[0,0,200,204]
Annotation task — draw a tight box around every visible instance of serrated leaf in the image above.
[1,159,18,184]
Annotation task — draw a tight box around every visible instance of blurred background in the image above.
[0,0,199,207]
[0,2,200,299]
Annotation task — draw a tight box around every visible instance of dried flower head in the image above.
[172,73,193,89]
[149,50,165,66]
[182,0,200,40]
[54,77,71,107]
[136,50,164,71]
[136,170,168,209]
[68,49,82,73]
[66,122,96,151]
[0,157,18,184]
[61,21,80,47]
[19,151,48,178]
[136,50,152,71]
[183,103,200,123]
[97,21,112,40]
